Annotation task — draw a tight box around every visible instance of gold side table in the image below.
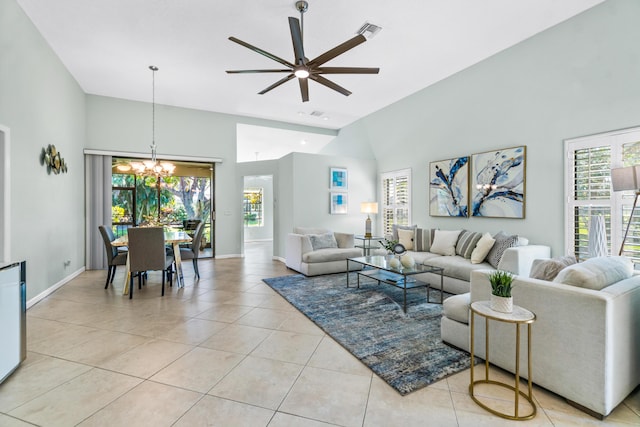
[469,300,537,421]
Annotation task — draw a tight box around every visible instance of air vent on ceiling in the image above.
[310,111,324,117]
[357,22,382,39]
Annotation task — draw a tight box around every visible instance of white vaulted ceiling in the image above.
[16,0,603,131]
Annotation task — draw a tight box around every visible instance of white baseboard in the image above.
[27,266,86,309]
[272,256,285,263]
[215,254,243,259]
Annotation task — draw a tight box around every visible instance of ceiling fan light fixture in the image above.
[356,22,382,40]
[294,67,310,78]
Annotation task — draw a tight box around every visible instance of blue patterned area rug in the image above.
[262,272,474,395]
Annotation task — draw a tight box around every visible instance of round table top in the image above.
[471,300,536,324]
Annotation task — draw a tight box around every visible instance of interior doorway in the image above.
[243,175,273,259]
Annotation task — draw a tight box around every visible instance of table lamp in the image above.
[360,202,378,238]
[611,165,640,255]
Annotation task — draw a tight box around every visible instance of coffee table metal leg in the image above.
[346,260,349,288]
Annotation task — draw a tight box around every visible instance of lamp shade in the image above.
[360,202,379,214]
[611,165,640,192]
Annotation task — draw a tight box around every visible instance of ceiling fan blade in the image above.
[258,74,295,95]
[229,36,295,68]
[315,67,379,74]
[310,74,352,97]
[226,69,292,74]
[307,34,367,67]
[288,17,305,66]
[299,77,309,102]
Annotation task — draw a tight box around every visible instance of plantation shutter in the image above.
[381,169,411,236]
[565,128,640,262]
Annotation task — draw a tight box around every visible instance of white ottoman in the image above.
[441,292,471,351]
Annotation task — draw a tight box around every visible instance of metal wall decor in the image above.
[41,144,68,174]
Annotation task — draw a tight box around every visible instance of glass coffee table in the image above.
[346,255,444,313]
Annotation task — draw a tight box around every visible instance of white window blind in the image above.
[565,128,640,262]
[380,169,411,236]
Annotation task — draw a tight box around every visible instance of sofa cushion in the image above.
[414,228,435,252]
[295,227,330,235]
[392,224,417,241]
[302,247,363,263]
[334,232,354,249]
[530,255,577,281]
[309,233,338,250]
[424,255,493,282]
[471,232,495,264]
[407,250,441,265]
[553,256,634,290]
[486,231,518,268]
[430,230,462,256]
[455,230,483,259]
[397,228,415,250]
[443,293,471,324]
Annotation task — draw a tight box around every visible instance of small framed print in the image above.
[330,192,348,214]
[330,167,348,190]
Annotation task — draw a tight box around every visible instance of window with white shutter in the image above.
[380,169,411,236]
[565,128,640,262]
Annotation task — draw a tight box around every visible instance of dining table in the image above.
[111,230,192,295]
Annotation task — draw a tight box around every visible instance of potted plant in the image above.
[488,270,514,313]
[379,238,399,254]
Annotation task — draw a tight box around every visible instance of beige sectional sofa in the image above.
[395,227,551,295]
[441,257,640,418]
[285,227,365,276]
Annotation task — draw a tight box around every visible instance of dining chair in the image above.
[98,225,128,289]
[127,227,174,299]
[179,221,205,279]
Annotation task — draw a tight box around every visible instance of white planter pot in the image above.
[490,295,513,313]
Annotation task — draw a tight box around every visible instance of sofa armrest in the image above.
[334,232,354,248]
[285,233,313,271]
[470,270,640,416]
[498,244,551,276]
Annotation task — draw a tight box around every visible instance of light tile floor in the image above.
[1,241,639,426]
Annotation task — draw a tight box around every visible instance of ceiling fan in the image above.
[226,1,380,102]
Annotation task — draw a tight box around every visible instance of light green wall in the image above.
[333,0,640,257]
[0,0,86,299]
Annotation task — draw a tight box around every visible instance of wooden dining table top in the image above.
[111,230,192,247]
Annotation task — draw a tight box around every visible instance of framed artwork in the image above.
[429,157,469,217]
[330,167,348,190]
[330,192,348,214]
[471,146,526,218]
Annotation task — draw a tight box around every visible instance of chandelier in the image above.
[117,65,175,177]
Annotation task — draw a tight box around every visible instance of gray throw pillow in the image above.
[486,231,518,268]
[414,228,435,252]
[529,255,577,281]
[309,233,338,251]
[455,230,483,259]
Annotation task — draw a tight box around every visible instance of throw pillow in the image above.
[471,232,495,264]
[553,256,634,290]
[529,255,577,281]
[392,224,417,241]
[455,230,483,259]
[308,233,338,251]
[397,228,414,250]
[430,230,462,256]
[414,228,436,252]
[486,231,518,268]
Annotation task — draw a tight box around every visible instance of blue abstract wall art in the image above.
[429,157,469,217]
[471,146,526,218]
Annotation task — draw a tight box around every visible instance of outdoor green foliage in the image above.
[111,172,213,244]
[243,189,263,227]
[489,270,514,297]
